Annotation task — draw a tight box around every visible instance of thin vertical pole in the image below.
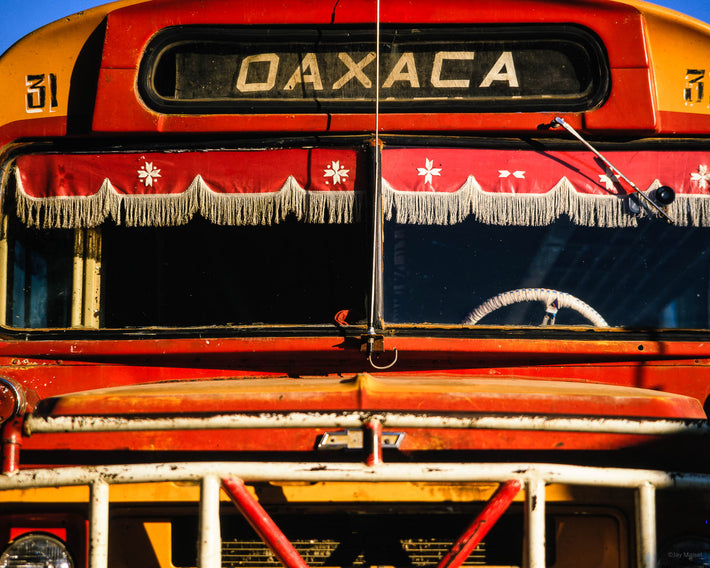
[71,229,84,328]
[0,213,8,326]
[524,478,546,568]
[84,228,102,329]
[366,0,382,336]
[199,475,222,568]
[89,480,109,568]
[636,483,657,568]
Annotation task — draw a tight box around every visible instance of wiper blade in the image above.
[554,117,673,224]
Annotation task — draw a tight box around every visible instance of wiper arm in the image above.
[554,117,674,224]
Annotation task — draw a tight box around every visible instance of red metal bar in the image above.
[364,418,382,467]
[222,476,309,568]
[2,417,23,474]
[436,479,522,568]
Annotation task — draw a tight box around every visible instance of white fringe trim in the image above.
[15,168,710,229]
[384,177,710,227]
[15,171,360,229]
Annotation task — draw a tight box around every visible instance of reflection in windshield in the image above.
[384,217,710,328]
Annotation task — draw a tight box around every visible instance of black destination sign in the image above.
[142,26,609,113]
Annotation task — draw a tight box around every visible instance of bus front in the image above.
[1,1,710,567]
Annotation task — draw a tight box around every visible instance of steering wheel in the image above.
[463,288,608,327]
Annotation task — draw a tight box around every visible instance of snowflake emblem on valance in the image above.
[417,158,442,186]
[323,161,349,185]
[691,164,710,190]
[137,161,162,187]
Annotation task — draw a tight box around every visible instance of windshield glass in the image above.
[3,146,371,329]
[6,143,710,331]
[102,218,368,327]
[381,144,710,329]
[4,217,368,329]
[383,217,710,328]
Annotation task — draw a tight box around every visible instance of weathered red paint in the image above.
[90,0,655,134]
[364,418,383,467]
[32,375,705,419]
[15,428,688,455]
[2,417,22,475]
[437,480,522,568]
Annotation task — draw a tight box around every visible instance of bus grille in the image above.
[220,538,486,567]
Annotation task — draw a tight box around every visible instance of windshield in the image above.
[4,217,368,329]
[380,144,710,330]
[3,147,370,329]
[5,142,710,331]
[102,219,368,327]
[383,217,710,328]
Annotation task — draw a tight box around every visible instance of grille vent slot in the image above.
[220,538,486,567]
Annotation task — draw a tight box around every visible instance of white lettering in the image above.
[283,53,324,91]
[383,53,420,88]
[479,52,519,88]
[333,52,376,89]
[431,51,475,88]
[235,53,279,92]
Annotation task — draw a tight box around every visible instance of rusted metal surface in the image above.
[14,410,708,456]
[437,479,521,568]
[1,461,709,490]
[24,411,710,436]
[1,336,710,424]
[30,374,707,419]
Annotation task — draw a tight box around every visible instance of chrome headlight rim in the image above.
[0,532,75,568]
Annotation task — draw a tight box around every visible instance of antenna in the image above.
[363,0,397,370]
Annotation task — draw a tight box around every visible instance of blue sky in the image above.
[1,0,710,55]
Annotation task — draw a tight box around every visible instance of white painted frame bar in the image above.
[2,462,707,568]
[525,478,546,568]
[636,482,657,568]
[89,480,109,568]
[199,475,222,568]
[24,412,710,437]
[1,461,709,490]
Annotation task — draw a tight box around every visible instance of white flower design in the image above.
[599,169,619,191]
[691,164,710,189]
[417,158,442,186]
[323,161,349,185]
[499,170,525,179]
[137,161,162,187]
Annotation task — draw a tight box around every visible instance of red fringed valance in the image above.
[14,149,366,228]
[12,147,710,228]
[382,148,710,227]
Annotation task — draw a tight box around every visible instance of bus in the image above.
[1,0,710,566]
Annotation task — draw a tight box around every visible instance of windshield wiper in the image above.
[554,117,674,224]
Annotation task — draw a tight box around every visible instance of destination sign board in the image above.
[142,26,608,113]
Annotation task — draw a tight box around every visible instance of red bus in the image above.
[1,0,710,567]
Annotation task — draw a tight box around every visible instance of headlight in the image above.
[0,377,23,423]
[0,533,74,568]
